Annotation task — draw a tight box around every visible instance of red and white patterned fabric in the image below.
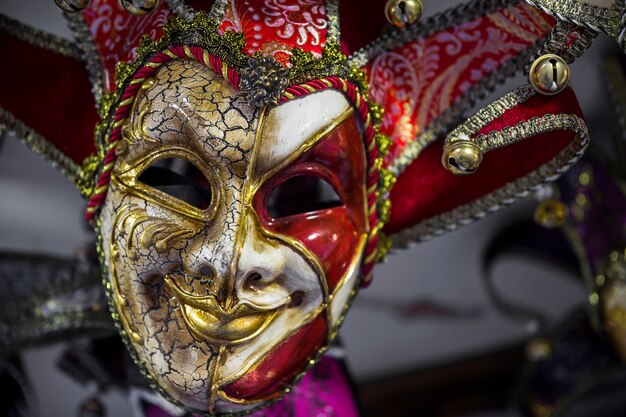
[0,0,595,260]
[218,0,328,64]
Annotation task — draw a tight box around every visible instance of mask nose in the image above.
[179,228,237,304]
[231,212,324,311]
[232,213,293,305]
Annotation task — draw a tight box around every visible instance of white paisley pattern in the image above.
[84,1,171,90]
[262,0,327,46]
[368,4,554,168]
[219,0,327,61]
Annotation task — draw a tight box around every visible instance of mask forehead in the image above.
[253,90,353,175]
[120,59,257,180]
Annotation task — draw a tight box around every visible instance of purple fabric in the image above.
[144,356,360,417]
[563,163,626,272]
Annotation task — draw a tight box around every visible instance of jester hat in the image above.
[1,0,625,415]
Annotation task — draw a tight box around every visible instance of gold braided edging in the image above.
[525,0,625,38]
[524,20,597,76]
[0,106,82,185]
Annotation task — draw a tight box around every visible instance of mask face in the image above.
[99,59,368,414]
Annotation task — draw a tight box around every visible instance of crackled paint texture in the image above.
[99,59,368,415]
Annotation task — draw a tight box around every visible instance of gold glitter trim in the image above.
[325,0,340,45]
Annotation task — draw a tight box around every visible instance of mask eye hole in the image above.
[137,157,213,210]
[267,174,342,219]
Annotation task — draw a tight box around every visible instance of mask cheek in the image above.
[262,206,364,292]
[221,315,327,402]
[104,197,194,344]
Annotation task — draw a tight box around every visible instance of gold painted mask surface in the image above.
[99,59,369,414]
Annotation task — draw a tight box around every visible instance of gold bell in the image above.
[442,140,482,176]
[534,199,567,228]
[385,0,423,28]
[119,0,160,15]
[529,54,570,96]
[54,0,91,12]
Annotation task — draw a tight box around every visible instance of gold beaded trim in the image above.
[524,0,625,39]
[64,12,105,103]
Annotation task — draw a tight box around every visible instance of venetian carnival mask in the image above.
[99,59,368,412]
[2,0,625,415]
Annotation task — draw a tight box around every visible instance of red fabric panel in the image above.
[0,31,98,165]
[339,0,387,54]
[385,88,584,234]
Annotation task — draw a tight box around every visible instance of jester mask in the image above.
[1,0,624,415]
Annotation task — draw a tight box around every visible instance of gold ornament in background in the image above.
[524,338,553,362]
[534,199,568,228]
[385,0,424,28]
[442,140,483,175]
[119,0,160,15]
[54,0,91,12]
[529,54,570,96]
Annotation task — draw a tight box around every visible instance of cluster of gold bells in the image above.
[54,0,572,176]
[382,1,572,176]
[441,55,571,175]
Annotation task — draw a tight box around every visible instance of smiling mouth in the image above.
[164,275,286,345]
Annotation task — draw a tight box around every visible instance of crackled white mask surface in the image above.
[99,59,369,414]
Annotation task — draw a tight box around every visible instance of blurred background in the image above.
[0,1,623,416]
